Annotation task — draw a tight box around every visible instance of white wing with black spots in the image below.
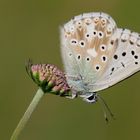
[90,28,140,92]
[60,12,140,94]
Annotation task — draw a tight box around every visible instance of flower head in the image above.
[26,60,71,96]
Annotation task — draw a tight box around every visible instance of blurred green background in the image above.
[1,0,140,139]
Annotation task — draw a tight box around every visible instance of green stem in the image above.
[10,88,44,140]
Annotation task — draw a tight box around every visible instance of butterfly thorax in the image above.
[66,74,97,95]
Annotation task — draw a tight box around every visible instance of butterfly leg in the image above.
[66,89,78,99]
[80,93,97,103]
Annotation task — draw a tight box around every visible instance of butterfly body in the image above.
[60,12,140,103]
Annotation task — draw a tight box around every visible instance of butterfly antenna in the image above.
[97,94,115,122]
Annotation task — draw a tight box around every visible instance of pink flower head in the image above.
[26,60,71,96]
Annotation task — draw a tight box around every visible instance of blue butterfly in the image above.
[60,12,140,120]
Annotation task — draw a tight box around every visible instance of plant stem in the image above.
[10,88,44,140]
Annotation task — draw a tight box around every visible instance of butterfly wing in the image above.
[60,12,140,93]
[60,12,118,92]
[89,28,140,92]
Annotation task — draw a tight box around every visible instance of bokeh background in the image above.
[1,0,140,139]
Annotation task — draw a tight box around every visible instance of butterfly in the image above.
[60,12,140,119]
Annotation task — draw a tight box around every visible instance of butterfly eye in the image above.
[79,40,85,47]
[98,31,104,38]
[100,44,106,51]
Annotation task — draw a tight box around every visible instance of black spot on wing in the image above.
[121,62,125,68]
[114,54,118,60]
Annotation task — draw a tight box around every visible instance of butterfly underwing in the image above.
[60,12,140,104]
